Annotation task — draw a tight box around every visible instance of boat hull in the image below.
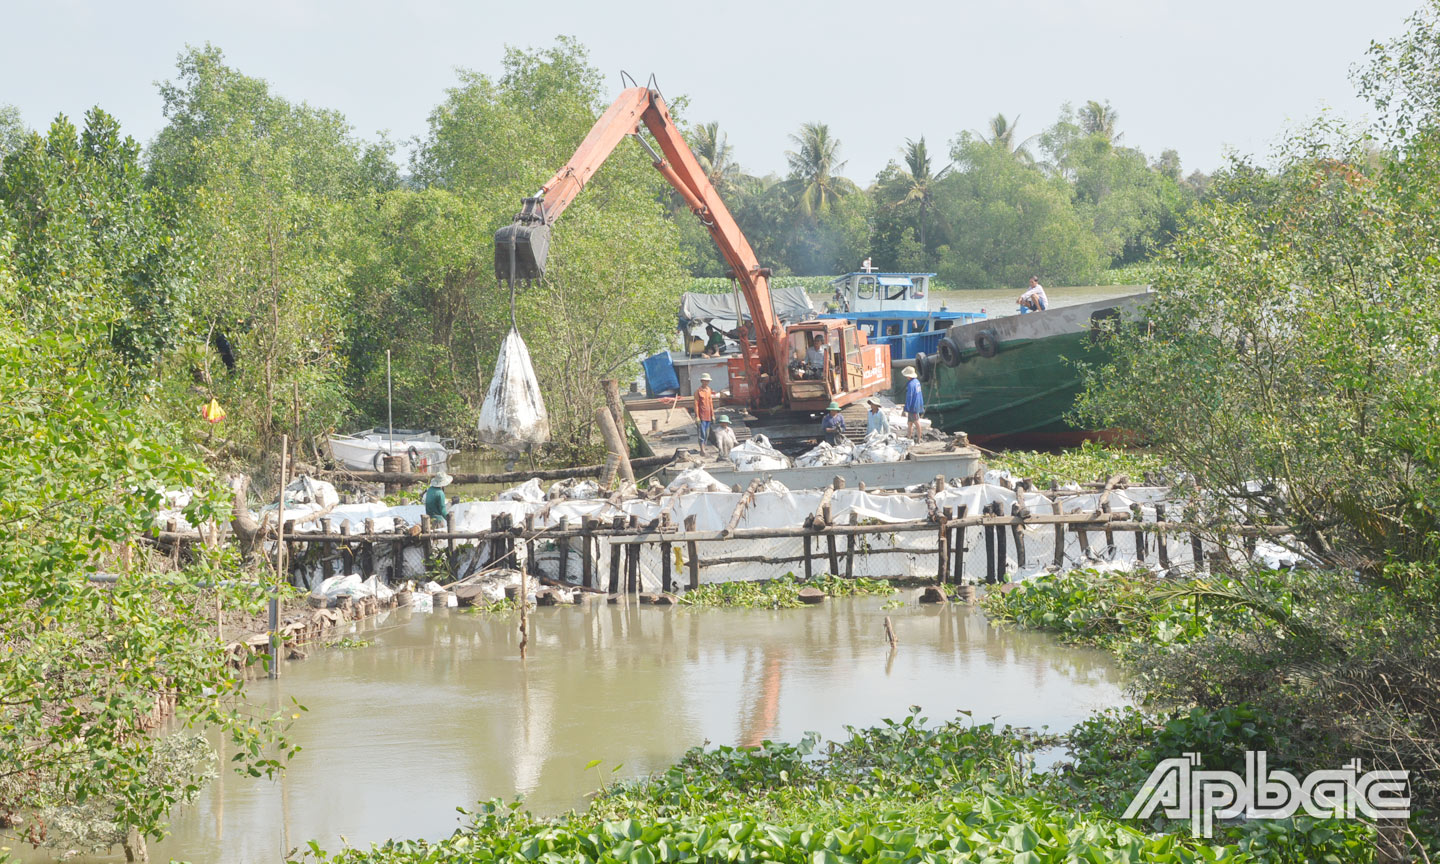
[899,293,1152,443]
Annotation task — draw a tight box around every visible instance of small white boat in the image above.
[328,429,456,473]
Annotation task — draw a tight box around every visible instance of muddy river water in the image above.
[108,596,1128,863]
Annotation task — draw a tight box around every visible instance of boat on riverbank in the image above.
[327,428,456,473]
[817,271,985,360]
[900,292,1153,446]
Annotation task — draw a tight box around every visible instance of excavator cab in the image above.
[494,197,551,283]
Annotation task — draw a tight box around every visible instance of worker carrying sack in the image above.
[478,327,550,451]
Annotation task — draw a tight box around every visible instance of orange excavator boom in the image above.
[495,86,784,405]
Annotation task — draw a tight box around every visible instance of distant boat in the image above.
[817,272,985,361]
[899,292,1153,447]
[328,429,456,473]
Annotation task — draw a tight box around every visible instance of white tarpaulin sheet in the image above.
[477,328,550,451]
[286,482,1297,591]
[678,286,816,327]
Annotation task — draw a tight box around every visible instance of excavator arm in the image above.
[495,86,783,402]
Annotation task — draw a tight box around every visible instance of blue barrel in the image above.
[641,352,680,397]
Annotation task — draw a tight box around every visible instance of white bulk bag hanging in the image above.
[477,327,550,450]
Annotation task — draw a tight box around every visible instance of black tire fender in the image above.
[407,445,424,469]
[918,353,940,383]
[937,336,963,367]
[974,329,1001,358]
[372,450,388,471]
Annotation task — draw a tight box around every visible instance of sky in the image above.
[0,0,1423,182]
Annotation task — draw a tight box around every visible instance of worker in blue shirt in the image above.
[820,401,847,445]
[424,473,453,521]
[902,365,924,440]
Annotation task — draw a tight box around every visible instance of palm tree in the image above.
[690,121,740,195]
[886,137,951,257]
[975,113,1038,160]
[785,122,855,218]
[1079,100,1121,143]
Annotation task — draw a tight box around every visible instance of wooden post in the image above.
[321,517,334,582]
[937,506,951,583]
[1050,482,1065,568]
[995,502,1009,582]
[446,510,458,578]
[340,521,352,575]
[608,515,624,593]
[524,513,538,579]
[625,514,639,594]
[1009,503,1026,568]
[846,510,858,580]
[1077,519,1093,560]
[1188,507,1204,572]
[1131,503,1146,563]
[581,516,595,588]
[1101,502,1115,555]
[984,515,996,585]
[660,536,672,593]
[422,516,433,563]
[952,505,967,584]
[823,504,840,576]
[389,523,403,584]
[364,518,376,578]
[167,518,181,568]
[803,533,813,580]
[558,517,571,585]
[684,514,699,590]
[1155,505,1171,569]
[595,406,635,486]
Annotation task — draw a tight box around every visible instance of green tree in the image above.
[0,104,25,158]
[150,45,378,451]
[929,133,1103,288]
[785,122,857,218]
[688,121,740,195]
[403,39,685,457]
[874,137,951,265]
[975,113,1038,161]
[1078,99,1121,143]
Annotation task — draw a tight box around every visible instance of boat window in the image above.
[856,276,876,300]
[886,322,902,337]
[911,278,926,299]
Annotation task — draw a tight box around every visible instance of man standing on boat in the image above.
[1018,277,1049,312]
[694,373,716,456]
[902,366,924,440]
[821,401,847,445]
[425,473,453,522]
[866,399,891,437]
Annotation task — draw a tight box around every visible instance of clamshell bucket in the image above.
[494,197,551,283]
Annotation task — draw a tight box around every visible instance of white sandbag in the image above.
[311,573,361,601]
[358,576,395,602]
[549,478,601,499]
[477,327,550,451]
[728,433,790,472]
[284,475,339,510]
[498,477,545,503]
[422,580,445,594]
[795,438,855,468]
[406,591,434,613]
[759,479,790,494]
[666,467,730,494]
[854,431,911,464]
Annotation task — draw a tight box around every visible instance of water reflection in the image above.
[112,597,1124,864]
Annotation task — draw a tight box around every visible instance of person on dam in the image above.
[902,365,924,440]
[866,398,891,437]
[694,373,716,456]
[821,401,847,445]
[425,472,453,521]
[714,414,738,460]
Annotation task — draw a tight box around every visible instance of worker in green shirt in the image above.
[424,473,453,521]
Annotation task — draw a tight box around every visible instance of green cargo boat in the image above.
[895,292,1153,446]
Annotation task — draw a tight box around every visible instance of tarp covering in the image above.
[477,328,550,452]
[678,286,816,327]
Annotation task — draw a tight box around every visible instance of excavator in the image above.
[494,85,890,418]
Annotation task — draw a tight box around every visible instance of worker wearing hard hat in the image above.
[694,373,716,455]
[821,401,846,445]
[713,415,737,460]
